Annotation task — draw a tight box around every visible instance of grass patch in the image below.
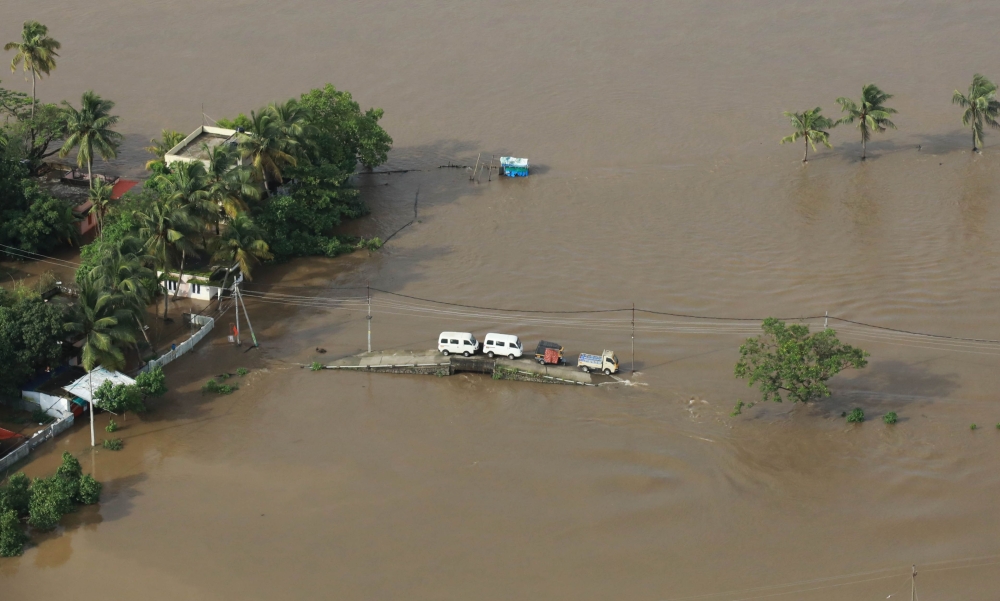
[236,367,249,376]
[102,438,123,451]
[310,361,323,371]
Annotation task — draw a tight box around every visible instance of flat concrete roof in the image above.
[165,126,237,166]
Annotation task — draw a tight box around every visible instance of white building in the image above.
[157,270,234,301]
[165,126,239,169]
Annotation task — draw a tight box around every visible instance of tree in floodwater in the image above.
[836,84,898,160]
[780,107,834,162]
[735,318,869,404]
[59,91,122,188]
[4,21,60,120]
[952,74,1000,152]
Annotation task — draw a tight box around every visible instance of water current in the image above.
[2,1,1000,599]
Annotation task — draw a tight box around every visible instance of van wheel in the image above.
[463,351,471,357]
[604,368,611,376]
[487,351,495,358]
[581,366,590,373]
[508,354,515,360]
[442,350,449,356]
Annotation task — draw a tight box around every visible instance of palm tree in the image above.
[214,166,260,222]
[154,161,212,297]
[952,74,1000,152]
[836,84,898,160]
[144,129,185,170]
[64,281,136,446]
[210,213,273,283]
[238,109,297,193]
[87,180,114,239]
[83,238,155,349]
[133,197,198,319]
[781,107,834,163]
[59,91,122,188]
[4,21,60,120]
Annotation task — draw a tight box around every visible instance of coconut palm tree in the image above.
[238,109,297,193]
[210,213,273,282]
[4,21,60,120]
[953,74,1000,152]
[59,91,122,188]
[214,166,260,221]
[143,129,185,170]
[133,197,198,319]
[781,107,834,163]
[82,239,155,350]
[836,84,898,160]
[154,161,213,297]
[87,180,114,239]
[64,281,136,446]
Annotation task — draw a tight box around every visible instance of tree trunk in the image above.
[216,269,230,312]
[135,314,152,351]
[973,126,978,152]
[162,276,170,320]
[172,251,186,300]
[87,157,93,190]
[862,137,866,160]
[803,137,809,163]
[30,69,36,120]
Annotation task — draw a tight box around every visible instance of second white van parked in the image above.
[483,333,523,359]
[438,332,480,356]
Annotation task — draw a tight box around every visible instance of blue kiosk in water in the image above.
[499,157,529,177]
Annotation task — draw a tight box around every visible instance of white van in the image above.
[438,332,480,356]
[483,333,523,359]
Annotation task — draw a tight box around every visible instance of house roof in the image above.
[62,366,136,402]
[111,179,139,200]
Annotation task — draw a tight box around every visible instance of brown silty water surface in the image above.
[3,1,1000,599]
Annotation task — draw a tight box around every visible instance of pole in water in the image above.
[911,565,917,601]
[234,281,241,346]
[236,286,258,347]
[631,302,635,374]
[367,281,372,353]
[471,153,481,181]
[488,154,494,182]
[824,310,828,329]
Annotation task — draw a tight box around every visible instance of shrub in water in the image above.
[970,424,977,431]
[77,475,101,505]
[218,372,231,381]
[2,473,31,519]
[846,408,865,423]
[310,361,323,371]
[0,508,28,557]
[202,379,221,393]
[56,452,83,482]
[102,438,123,451]
[218,384,236,394]
[93,381,146,414]
[30,409,53,424]
[883,412,898,425]
[28,476,74,531]
[135,365,168,397]
[236,367,249,376]
[106,419,118,433]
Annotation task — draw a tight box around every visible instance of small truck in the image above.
[577,350,620,375]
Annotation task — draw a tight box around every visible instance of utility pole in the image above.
[88,370,95,447]
[234,280,241,346]
[631,303,635,374]
[236,286,258,347]
[367,281,372,353]
[824,310,829,329]
[911,565,917,601]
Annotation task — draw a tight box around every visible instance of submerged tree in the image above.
[60,91,122,188]
[143,129,185,170]
[952,74,1000,152]
[780,107,834,163]
[4,21,60,120]
[87,180,114,239]
[836,84,898,160]
[735,318,869,404]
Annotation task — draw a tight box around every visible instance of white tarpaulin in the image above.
[63,366,136,402]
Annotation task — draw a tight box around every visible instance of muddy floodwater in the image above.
[4,1,1000,599]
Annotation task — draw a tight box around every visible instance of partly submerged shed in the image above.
[500,157,529,177]
[63,367,136,403]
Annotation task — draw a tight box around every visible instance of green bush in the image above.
[2,473,31,518]
[56,452,83,482]
[202,379,221,393]
[93,381,146,414]
[105,419,118,433]
[76,475,101,505]
[236,367,249,376]
[846,408,865,423]
[135,365,168,397]
[310,361,323,371]
[970,423,977,431]
[28,476,74,531]
[102,438,123,451]
[0,508,28,557]
[218,384,236,395]
[218,372,230,381]
[883,412,898,425]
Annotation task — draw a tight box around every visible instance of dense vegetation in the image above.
[1,20,391,400]
[0,452,101,556]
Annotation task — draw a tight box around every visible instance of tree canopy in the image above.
[836,84,897,160]
[781,107,834,163]
[953,74,1000,152]
[735,318,869,404]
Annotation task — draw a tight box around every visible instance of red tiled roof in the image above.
[111,179,139,200]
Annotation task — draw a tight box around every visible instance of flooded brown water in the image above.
[4,1,1000,599]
